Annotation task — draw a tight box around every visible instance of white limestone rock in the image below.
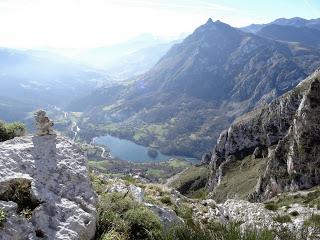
[0,134,97,240]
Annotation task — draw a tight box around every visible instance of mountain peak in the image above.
[206,18,213,24]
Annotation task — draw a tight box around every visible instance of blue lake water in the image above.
[93,135,198,163]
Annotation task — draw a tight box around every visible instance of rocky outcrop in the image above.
[0,134,97,239]
[105,179,183,228]
[208,69,320,201]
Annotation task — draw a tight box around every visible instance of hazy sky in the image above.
[0,0,319,49]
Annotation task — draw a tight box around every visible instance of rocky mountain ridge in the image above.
[208,69,320,201]
[257,24,320,49]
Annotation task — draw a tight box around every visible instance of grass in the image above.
[166,159,190,168]
[212,155,267,202]
[304,214,320,228]
[168,166,208,197]
[164,222,277,240]
[265,187,320,209]
[89,160,111,171]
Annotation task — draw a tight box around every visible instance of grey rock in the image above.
[145,203,183,228]
[0,134,97,240]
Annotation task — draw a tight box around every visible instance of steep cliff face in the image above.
[208,70,320,202]
[0,134,97,239]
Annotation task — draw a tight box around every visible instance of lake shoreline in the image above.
[92,134,198,163]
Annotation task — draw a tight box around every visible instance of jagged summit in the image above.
[206,17,213,24]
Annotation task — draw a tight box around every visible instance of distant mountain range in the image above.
[0,48,110,120]
[242,17,320,33]
[70,33,184,80]
[76,18,320,158]
[257,24,320,49]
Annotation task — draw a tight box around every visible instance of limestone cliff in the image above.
[0,134,97,239]
[208,69,320,201]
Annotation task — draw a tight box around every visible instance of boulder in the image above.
[0,134,97,240]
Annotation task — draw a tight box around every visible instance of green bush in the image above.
[264,202,278,211]
[124,207,163,240]
[0,209,5,226]
[96,192,163,240]
[159,195,172,206]
[0,121,26,142]
[96,192,137,239]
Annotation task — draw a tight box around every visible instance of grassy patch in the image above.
[166,159,190,168]
[304,214,320,228]
[212,156,267,202]
[89,160,111,171]
[266,187,320,209]
[164,222,277,240]
[168,166,208,197]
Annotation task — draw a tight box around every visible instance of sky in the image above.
[0,0,319,49]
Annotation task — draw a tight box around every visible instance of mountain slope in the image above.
[257,24,320,48]
[208,69,320,201]
[78,19,320,158]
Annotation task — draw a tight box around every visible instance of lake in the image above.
[92,135,197,163]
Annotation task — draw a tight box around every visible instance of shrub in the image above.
[0,121,26,142]
[174,203,194,227]
[96,192,137,238]
[124,206,163,240]
[273,215,292,223]
[160,195,172,206]
[264,202,278,211]
[0,209,5,226]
